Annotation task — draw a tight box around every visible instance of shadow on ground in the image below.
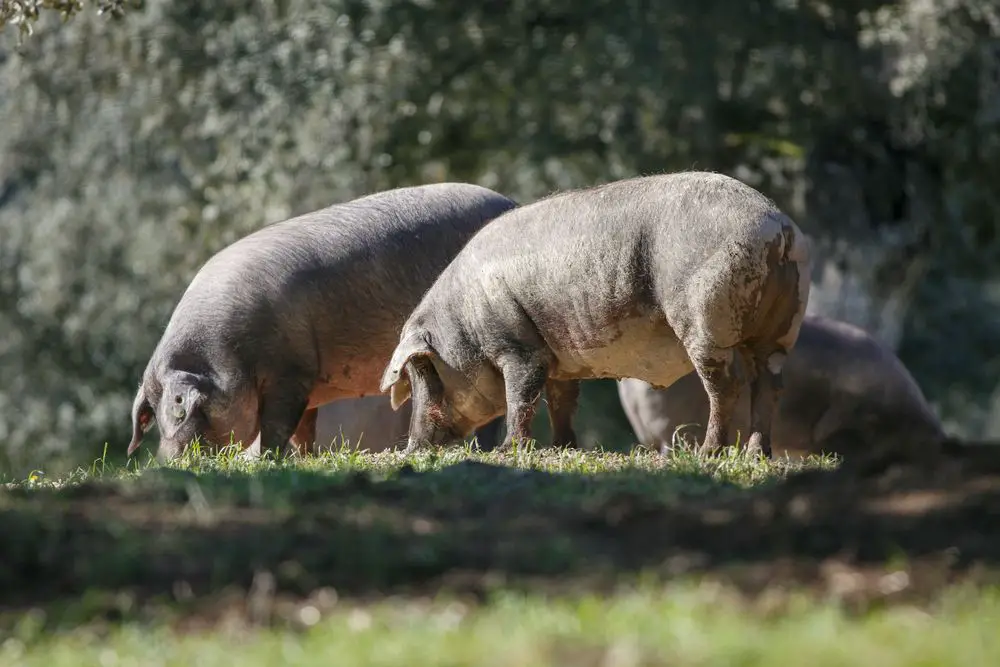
[2,442,1000,632]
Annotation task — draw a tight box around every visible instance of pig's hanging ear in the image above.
[389,374,412,411]
[380,331,432,410]
[127,388,156,457]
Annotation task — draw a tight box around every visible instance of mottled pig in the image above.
[379,172,811,458]
[617,315,945,459]
[128,183,517,460]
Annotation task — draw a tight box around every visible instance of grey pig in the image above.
[128,183,517,460]
[617,315,945,459]
[379,172,811,457]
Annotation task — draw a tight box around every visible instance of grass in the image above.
[3,440,1000,665]
[7,585,1000,666]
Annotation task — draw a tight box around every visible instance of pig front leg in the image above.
[545,379,580,448]
[498,353,549,451]
[745,347,786,460]
[290,407,319,455]
[258,379,312,459]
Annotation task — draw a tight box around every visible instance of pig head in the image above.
[128,368,258,461]
[380,328,508,451]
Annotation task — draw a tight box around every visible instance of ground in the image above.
[3,439,1000,665]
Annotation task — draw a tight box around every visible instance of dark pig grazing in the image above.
[379,172,811,457]
[617,315,945,459]
[311,398,503,453]
[127,183,517,460]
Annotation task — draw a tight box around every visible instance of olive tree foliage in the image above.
[1,0,999,474]
[858,1,1000,435]
[803,1,1000,353]
[0,0,137,39]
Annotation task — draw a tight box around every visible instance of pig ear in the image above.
[127,388,156,457]
[389,374,412,411]
[379,331,433,399]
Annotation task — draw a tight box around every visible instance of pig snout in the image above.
[403,429,463,454]
[155,437,189,462]
[402,392,468,452]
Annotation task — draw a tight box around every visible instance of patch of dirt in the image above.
[2,442,1000,632]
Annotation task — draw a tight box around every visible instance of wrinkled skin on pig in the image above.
[380,171,812,459]
[128,183,517,460]
[617,315,946,460]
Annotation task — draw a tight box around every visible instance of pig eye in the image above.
[174,395,183,404]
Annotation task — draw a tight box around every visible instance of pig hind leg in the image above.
[688,345,743,456]
[498,352,549,451]
[673,255,760,456]
[545,379,580,448]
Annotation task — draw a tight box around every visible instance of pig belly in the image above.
[306,355,390,409]
[549,317,694,388]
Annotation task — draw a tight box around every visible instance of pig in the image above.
[309,398,504,453]
[127,183,518,460]
[616,315,945,460]
[379,171,811,458]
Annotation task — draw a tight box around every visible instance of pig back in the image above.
[188,182,516,324]
[425,172,804,367]
[163,183,516,398]
[779,316,944,455]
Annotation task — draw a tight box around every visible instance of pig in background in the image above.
[128,183,517,461]
[617,315,946,460]
[313,396,410,453]
[380,171,811,458]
